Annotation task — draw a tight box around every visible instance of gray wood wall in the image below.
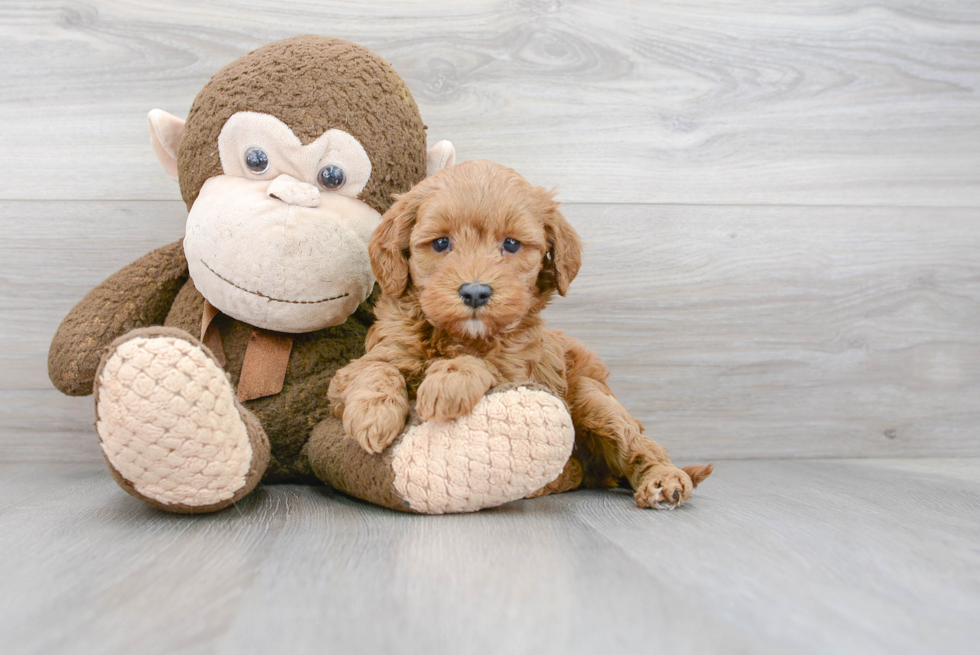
[2,0,978,462]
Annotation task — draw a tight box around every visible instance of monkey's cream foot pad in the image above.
[391,385,575,514]
[94,331,256,512]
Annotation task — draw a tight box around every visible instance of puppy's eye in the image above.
[502,238,522,253]
[432,237,451,253]
[245,148,269,174]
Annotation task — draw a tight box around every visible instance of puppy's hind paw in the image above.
[634,466,695,509]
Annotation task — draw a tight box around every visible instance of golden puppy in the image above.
[328,160,712,508]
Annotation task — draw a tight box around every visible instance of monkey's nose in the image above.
[459,283,492,308]
[267,174,321,208]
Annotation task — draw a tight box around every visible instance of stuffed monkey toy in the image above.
[48,36,575,514]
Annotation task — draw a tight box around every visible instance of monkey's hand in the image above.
[415,356,497,423]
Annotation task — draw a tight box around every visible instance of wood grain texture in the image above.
[4,200,977,462]
[0,458,977,655]
[1,0,979,205]
[548,203,980,459]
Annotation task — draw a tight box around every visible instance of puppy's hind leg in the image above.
[568,373,711,509]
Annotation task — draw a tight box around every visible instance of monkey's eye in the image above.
[502,238,522,253]
[317,165,346,190]
[432,237,451,253]
[244,148,269,174]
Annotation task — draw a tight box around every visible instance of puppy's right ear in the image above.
[370,190,423,296]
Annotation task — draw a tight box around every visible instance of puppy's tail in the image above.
[682,464,714,488]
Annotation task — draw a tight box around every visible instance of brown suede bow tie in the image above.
[201,300,293,402]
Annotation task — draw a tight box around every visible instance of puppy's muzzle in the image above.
[459,283,492,308]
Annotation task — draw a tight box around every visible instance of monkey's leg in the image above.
[524,456,584,499]
[304,383,575,514]
[94,327,270,513]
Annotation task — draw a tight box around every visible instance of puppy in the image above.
[328,160,712,508]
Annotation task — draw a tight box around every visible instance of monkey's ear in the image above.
[369,190,424,297]
[148,109,186,182]
[541,195,582,296]
[426,140,455,177]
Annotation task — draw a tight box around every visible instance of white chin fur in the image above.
[184,175,381,333]
[461,318,488,339]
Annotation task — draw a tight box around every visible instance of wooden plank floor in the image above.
[1,458,978,655]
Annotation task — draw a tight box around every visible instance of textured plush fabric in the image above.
[47,238,371,482]
[425,140,456,177]
[525,454,584,498]
[94,327,270,513]
[390,385,575,514]
[148,109,184,182]
[304,416,406,511]
[48,240,189,397]
[305,383,575,513]
[163,276,371,481]
[178,35,427,214]
[184,174,380,333]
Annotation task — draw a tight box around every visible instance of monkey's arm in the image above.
[48,239,189,396]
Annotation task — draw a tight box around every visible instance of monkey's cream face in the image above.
[184,112,381,333]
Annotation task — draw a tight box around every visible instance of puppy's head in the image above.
[369,160,581,341]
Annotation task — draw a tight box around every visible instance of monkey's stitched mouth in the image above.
[201,260,350,305]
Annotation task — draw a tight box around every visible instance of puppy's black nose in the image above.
[459,283,492,308]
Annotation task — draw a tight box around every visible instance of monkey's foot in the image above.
[94,327,270,513]
[307,383,575,514]
[524,456,584,499]
[392,383,575,514]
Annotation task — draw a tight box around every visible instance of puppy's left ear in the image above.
[540,192,582,296]
[370,187,425,296]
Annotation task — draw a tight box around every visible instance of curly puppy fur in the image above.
[329,160,712,508]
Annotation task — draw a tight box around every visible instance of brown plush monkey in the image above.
[48,36,575,514]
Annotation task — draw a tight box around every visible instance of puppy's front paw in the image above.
[634,466,694,509]
[416,374,484,422]
[343,393,409,454]
[416,358,495,422]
